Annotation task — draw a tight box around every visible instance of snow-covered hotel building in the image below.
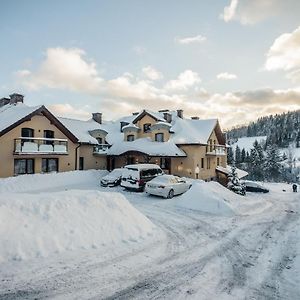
[0,94,227,180]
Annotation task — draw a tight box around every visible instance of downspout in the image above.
[75,143,81,170]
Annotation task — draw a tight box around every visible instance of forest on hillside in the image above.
[226,110,300,148]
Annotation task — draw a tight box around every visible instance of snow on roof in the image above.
[122,123,140,130]
[0,103,42,133]
[216,165,248,179]
[169,118,217,144]
[107,137,186,157]
[58,117,104,144]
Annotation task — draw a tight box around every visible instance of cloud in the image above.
[164,70,201,91]
[142,66,163,80]
[220,0,285,25]
[15,47,300,128]
[217,72,237,80]
[16,47,103,93]
[264,26,300,82]
[175,35,206,45]
[49,103,91,120]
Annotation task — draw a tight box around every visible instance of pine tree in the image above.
[264,145,282,182]
[227,163,246,195]
[249,140,265,181]
[235,145,242,165]
[227,147,234,164]
[241,148,246,163]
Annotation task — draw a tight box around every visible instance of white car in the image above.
[100,168,124,187]
[145,175,192,199]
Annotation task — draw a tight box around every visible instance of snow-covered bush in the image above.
[227,164,246,196]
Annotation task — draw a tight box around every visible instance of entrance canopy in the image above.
[107,138,186,157]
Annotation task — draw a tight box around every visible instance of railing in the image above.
[93,144,110,154]
[206,145,226,155]
[14,137,68,154]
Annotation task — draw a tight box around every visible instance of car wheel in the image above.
[167,189,174,199]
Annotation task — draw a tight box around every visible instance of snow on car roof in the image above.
[124,163,162,170]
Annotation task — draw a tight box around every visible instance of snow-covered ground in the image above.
[0,170,299,299]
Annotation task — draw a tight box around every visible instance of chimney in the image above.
[177,109,183,119]
[191,116,199,120]
[0,97,10,107]
[9,93,24,105]
[163,112,172,123]
[92,112,102,124]
[132,112,139,116]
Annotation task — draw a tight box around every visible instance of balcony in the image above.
[14,137,68,155]
[93,144,110,155]
[206,145,226,156]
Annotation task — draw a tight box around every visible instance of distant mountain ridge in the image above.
[226,110,300,148]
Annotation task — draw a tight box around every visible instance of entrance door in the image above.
[79,157,84,170]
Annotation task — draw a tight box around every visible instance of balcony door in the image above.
[44,130,54,144]
[21,128,34,143]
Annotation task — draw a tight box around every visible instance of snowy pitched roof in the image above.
[107,138,186,157]
[169,118,218,144]
[216,165,248,179]
[0,103,42,133]
[58,117,104,144]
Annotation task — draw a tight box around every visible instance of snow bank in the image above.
[0,170,108,193]
[0,190,157,263]
[175,181,240,216]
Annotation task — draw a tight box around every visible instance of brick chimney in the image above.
[163,112,172,123]
[9,93,24,105]
[177,109,183,118]
[92,112,102,124]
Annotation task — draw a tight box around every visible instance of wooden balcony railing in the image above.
[14,137,68,154]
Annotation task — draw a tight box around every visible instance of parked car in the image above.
[100,168,124,187]
[121,164,163,191]
[145,174,192,199]
[242,181,269,193]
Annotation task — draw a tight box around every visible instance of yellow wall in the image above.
[0,115,107,178]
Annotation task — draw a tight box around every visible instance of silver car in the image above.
[145,175,192,199]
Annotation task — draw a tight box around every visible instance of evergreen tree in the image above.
[227,147,234,165]
[264,145,281,182]
[235,145,242,165]
[241,148,246,163]
[249,141,265,181]
[227,163,246,195]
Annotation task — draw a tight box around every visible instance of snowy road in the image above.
[0,184,300,300]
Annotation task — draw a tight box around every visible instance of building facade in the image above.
[0,94,227,180]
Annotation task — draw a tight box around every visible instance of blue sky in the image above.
[1,0,300,128]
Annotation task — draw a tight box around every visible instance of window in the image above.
[14,159,34,175]
[207,157,211,169]
[96,137,103,144]
[143,123,151,133]
[160,157,170,169]
[42,158,58,173]
[217,157,220,166]
[155,133,164,142]
[21,128,34,143]
[201,158,204,168]
[126,156,135,164]
[79,157,84,170]
[44,130,54,144]
[127,135,135,142]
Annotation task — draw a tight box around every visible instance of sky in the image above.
[1,0,300,129]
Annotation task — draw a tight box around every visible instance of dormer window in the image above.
[155,133,164,142]
[143,123,151,133]
[127,135,135,142]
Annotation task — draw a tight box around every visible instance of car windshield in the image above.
[151,176,173,184]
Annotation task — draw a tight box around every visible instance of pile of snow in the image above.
[0,170,108,193]
[0,190,157,263]
[175,181,238,216]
